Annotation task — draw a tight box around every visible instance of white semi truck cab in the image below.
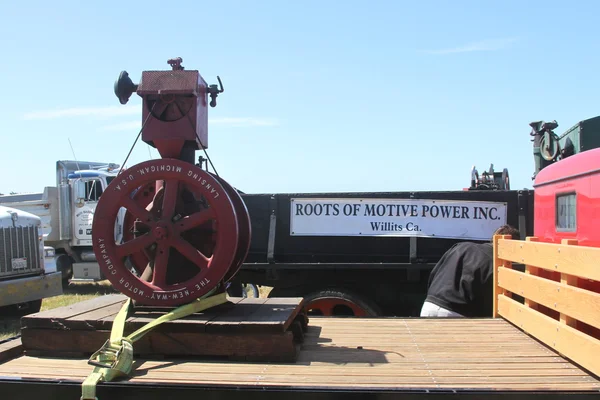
[0,205,62,314]
[0,160,124,282]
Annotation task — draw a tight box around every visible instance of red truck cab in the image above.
[532,146,600,338]
[533,146,600,247]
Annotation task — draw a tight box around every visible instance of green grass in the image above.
[0,320,20,341]
[0,281,271,341]
[41,280,117,311]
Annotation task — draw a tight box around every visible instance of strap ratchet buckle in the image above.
[87,339,124,369]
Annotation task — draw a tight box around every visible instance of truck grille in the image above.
[0,226,42,277]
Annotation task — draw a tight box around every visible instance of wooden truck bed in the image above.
[0,236,598,399]
[0,317,598,390]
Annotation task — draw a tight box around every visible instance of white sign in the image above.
[290,198,507,241]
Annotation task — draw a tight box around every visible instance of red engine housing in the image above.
[92,58,249,307]
[138,68,209,157]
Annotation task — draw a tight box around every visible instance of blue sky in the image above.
[1,1,599,195]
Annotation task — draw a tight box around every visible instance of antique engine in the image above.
[92,58,251,306]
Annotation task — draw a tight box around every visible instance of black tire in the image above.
[56,253,73,282]
[5,299,42,316]
[24,299,42,314]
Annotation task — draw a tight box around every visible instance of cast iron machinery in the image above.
[92,58,251,306]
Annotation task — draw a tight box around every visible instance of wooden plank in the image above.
[21,295,302,335]
[305,338,541,344]
[498,295,600,377]
[204,297,268,333]
[524,236,540,310]
[301,341,552,351]
[1,363,591,378]
[0,337,22,363]
[238,297,305,333]
[19,296,304,362]
[20,328,298,362]
[61,300,127,330]
[498,267,600,330]
[497,238,600,281]
[560,239,579,328]
[9,356,581,371]
[0,356,595,381]
[0,366,597,385]
[121,297,243,334]
[493,234,512,317]
[20,294,126,329]
[0,356,598,390]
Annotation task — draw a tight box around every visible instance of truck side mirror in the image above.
[74,180,86,208]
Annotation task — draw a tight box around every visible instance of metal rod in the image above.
[28,226,33,270]
[9,228,13,272]
[2,228,6,274]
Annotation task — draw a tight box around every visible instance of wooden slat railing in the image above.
[493,234,600,378]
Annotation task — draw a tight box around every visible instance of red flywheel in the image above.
[92,158,242,306]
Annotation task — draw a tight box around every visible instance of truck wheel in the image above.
[242,283,260,298]
[56,254,73,282]
[24,299,42,314]
[302,289,381,317]
[7,299,42,316]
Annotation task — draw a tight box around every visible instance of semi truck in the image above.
[0,205,62,314]
[0,160,122,282]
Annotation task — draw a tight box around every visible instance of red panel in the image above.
[533,148,600,247]
[535,147,600,187]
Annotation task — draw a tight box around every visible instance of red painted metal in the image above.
[213,174,251,283]
[532,147,600,305]
[138,67,209,158]
[121,181,156,274]
[92,159,239,306]
[533,147,600,247]
[120,174,250,285]
[306,298,370,317]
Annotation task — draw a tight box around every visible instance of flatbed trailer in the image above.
[0,235,598,399]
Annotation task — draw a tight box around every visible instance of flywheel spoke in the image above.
[115,233,155,258]
[122,197,155,223]
[171,237,210,270]
[176,208,216,232]
[161,179,179,221]
[151,242,170,287]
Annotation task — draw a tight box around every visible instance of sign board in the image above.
[290,198,508,241]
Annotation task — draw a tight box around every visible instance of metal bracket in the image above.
[409,236,418,263]
[266,196,279,281]
[266,195,277,263]
[87,339,123,369]
[517,191,528,239]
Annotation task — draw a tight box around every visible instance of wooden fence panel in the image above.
[494,235,600,377]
